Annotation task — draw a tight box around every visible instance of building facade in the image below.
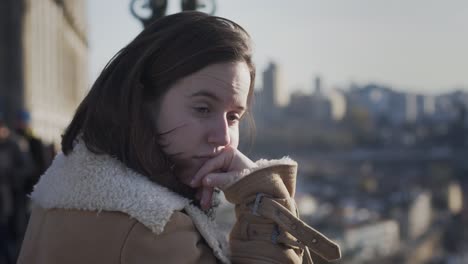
[22,0,88,144]
[0,0,88,144]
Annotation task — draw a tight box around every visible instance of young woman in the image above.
[17,11,340,264]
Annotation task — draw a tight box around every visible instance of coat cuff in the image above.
[224,157,298,205]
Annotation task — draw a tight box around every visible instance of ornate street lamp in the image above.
[130,0,216,27]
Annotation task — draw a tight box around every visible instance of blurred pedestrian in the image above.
[0,118,24,264]
[15,111,52,195]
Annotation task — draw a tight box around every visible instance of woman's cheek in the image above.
[229,127,240,149]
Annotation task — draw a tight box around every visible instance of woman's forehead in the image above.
[177,62,251,97]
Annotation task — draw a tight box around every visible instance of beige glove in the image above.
[223,161,341,264]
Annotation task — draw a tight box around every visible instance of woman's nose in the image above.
[207,116,230,147]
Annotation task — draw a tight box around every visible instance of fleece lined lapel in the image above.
[31,141,230,263]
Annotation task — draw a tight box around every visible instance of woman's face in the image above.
[154,61,251,185]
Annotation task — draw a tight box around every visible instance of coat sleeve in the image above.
[223,159,341,264]
[120,211,218,264]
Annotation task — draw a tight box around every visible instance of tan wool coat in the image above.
[17,141,340,264]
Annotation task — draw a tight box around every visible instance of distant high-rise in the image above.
[262,62,288,108]
[313,76,322,95]
[310,76,332,121]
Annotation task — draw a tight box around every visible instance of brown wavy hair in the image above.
[61,11,256,198]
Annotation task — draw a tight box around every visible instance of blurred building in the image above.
[343,220,400,263]
[253,61,287,124]
[327,88,347,121]
[287,91,311,119]
[434,90,468,126]
[447,182,463,215]
[416,94,435,119]
[345,84,440,125]
[391,191,432,241]
[309,76,332,121]
[0,0,88,144]
[285,76,343,122]
[404,93,435,122]
[407,191,432,240]
[263,62,287,108]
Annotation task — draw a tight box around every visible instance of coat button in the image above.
[312,238,318,243]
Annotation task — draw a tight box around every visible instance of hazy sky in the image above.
[88,0,468,95]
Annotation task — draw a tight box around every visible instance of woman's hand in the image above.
[190,146,257,210]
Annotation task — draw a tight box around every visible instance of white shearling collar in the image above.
[31,141,230,264]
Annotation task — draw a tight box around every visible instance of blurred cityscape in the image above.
[1,0,467,264]
[232,62,468,264]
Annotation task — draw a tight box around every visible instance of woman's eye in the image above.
[227,113,241,123]
[194,107,210,114]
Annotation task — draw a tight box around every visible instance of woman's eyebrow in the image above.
[189,90,221,102]
[189,90,246,111]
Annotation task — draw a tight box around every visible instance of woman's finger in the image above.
[200,186,214,210]
[190,149,234,187]
[202,171,242,190]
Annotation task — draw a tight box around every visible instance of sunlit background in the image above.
[1,0,467,263]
